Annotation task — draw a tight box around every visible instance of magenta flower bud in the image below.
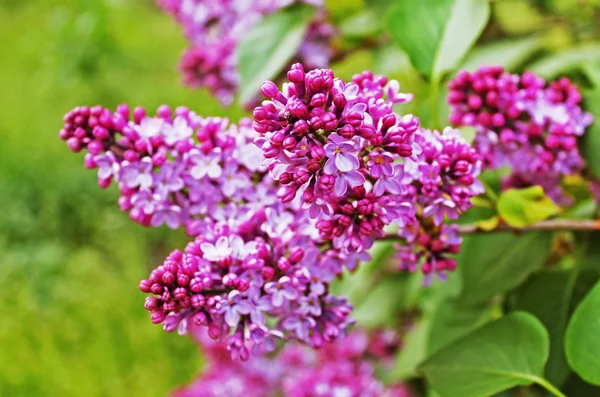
[288,247,305,264]
[66,137,82,152]
[310,93,327,107]
[162,271,175,286]
[309,116,324,130]
[263,142,281,158]
[133,106,146,123]
[190,277,203,293]
[287,63,305,83]
[447,90,465,103]
[222,273,238,286]
[58,128,70,140]
[396,144,412,157]
[74,127,87,139]
[191,294,205,309]
[261,266,275,281]
[144,297,158,310]
[341,204,354,215]
[467,95,482,109]
[339,124,355,139]
[311,146,325,160]
[283,136,297,151]
[302,187,316,203]
[208,323,222,340]
[123,150,138,162]
[174,287,187,301]
[87,140,103,155]
[338,215,352,228]
[157,104,171,119]
[139,279,152,293]
[150,283,163,295]
[150,311,166,324]
[116,103,129,118]
[277,185,297,203]
[287,121,307,138]
[192,312,207,326]
[461,113,476,126]
[293,170,310,185]
[289,100,308,119]
[491,113,505,127]
[333,94,347,108]
[177,273,189,287]
[236,279,250,292]
[261,81,279,98]
[306,158,320,173]
[279,171,293,185]
[278,257,291,271]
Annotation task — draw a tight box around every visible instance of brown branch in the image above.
[381,219,600,241]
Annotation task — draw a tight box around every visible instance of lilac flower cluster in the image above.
[174,327,415,397]
[59,104,267,236]
[253,65,482,278]
[448,66,593,205]
[157,0,335,105]
[139,201,363,360]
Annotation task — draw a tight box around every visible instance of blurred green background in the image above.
[1,0,599,396]
[0,1,247,395]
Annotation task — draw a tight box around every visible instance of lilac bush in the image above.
[56,1,600,396]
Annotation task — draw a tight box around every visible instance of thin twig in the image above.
[381,219,600,240]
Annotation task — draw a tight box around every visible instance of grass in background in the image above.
[0,1,244,395]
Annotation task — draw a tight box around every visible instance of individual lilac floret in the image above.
[447,66,593,205]
[157,0,336,105]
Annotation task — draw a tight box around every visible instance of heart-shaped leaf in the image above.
[386,0,490,79]
[421,312,550,397]
[237,4,314,104]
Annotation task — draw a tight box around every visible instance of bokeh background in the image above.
[1,0,599,396]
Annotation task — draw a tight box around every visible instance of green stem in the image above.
[527,375,568,397]
[431,77,440,130]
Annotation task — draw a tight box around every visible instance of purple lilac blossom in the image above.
[447,66,593,205]
[157,0,336,105]
[253,65,482,279]
[60,104,269,236]
[172,327,415,397]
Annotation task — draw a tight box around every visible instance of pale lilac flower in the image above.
[220,291,253,327]
[264,276,299,307]
[324,134,360,173]
[201,235,233,261]
[189,149,223,179]
[333,169,365,197]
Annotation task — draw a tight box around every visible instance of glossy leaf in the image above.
[582,90,600,178]
[421,312,550,397]
[237,4,313,104]
[565,280,600,385]
[529,44,600,78]
[458,232,553,305]
[497,186,560,228]
[514,271,574,385]
[386,0,490,79]
[460,36,544,72]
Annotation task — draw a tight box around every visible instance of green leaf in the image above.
[497,186,560,228]
[352,274,410,328]
[460,36,544,72]
[237,4,314,104]
[528,44,600,79]
[514,271,575,386]
[583,62,600,88]
[421,312,550,397]
[457,126,476,144]
[386,0,490,79]
[458,232,553,305]
[427,300,495,355]
[565,280,600,385]
[582,90,600,178]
